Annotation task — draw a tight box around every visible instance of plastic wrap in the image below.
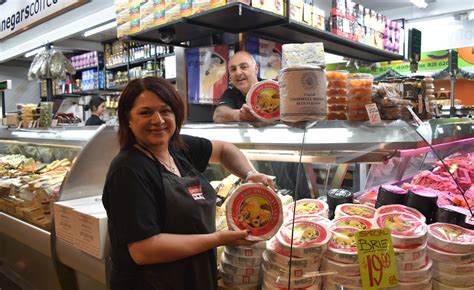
[28,49,76,80]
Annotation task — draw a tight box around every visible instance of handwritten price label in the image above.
[365,103,382,125]
[356,228,398,289]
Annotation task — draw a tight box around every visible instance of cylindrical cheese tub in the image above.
[265,237,321,269]
[279,66,327,123]
[285,199,329,220]
[396,255,427,271]
[276,220,330,258]
[334,203,375,219]
[331,216,373,231]
[427,223,474,254]
[394,242,427,262]
[224,245,265,258]
[427,244,474,264]
[221,253,262,276]
[431,259,474,275]
[432,268,474,288]
[376,204,426,223]
[223,250,263,267]
[262,262,320,289]
[320,257,360,276]
[398,258,432,283]
[432,279,474,290]
[376,213,427,248]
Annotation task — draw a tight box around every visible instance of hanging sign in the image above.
[0,80,12,91]
[0,0,89,40]
[356,228,398,290]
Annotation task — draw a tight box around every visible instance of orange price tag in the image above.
[356,228,398,290]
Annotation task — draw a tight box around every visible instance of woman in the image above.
[102,77,273,290]
[85,96,106,125]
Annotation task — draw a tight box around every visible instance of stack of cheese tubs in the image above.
[375,205,432,290]
[262,199,331,289]
[322,206,375,290]
[427,223,474,290]
[326,71,349,120]
[220,243,265,289]
[347,73,373,121]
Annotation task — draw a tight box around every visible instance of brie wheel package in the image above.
[265,238,321,269]
[223,249,263,267]
[396,255,427,271]
[432,268,474,288]
[431,259,474,275]
[246,80,280,121]
[220,253,262,276]
[432,279,474,290]
[276,219,330,257]
[427,244,474,264]
[331,216,373,231]
[394,277,432,290]
[376,213,428,248]
[322,274,362,288]
[226,183,283,241]
[398,258,432,283]
[224,245,265,258]
[320,256,360,276]
[284,199,329,219]
[334,203,375,219]
[394,242,427,262]
[427,223,474,254]
[221,271,261,286]
[376,204,426,223]
[262,262,320,289]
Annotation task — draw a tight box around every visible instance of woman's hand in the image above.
[246,171,276,190]
[215,230,256,247]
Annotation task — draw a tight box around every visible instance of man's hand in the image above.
[238,104,259,122]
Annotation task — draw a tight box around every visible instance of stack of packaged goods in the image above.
[375,207,432,290]
[326,188,354,220]
[427,223,474,290]
[424,77,436,118]
[347,73,373,121]
[334,203,375,221]
[20,104,37,128]
[39,102,53,128]
[373,82,412,120]
[384,19,402,53]
[220,243,265,289]
[326,71,349,120]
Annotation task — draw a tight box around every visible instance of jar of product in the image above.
[326,70,349,120]
[348,73,373,121]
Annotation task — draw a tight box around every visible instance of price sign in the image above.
[365,103,382,125]
[356,228,398,289]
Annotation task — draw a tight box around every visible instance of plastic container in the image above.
[262,262,320,289]
[398,258,432,283]
[376,213,428,248]
[284,199,329,220]
[224,245,265,258]
[221,253,262,276]
[246,80,280,121]
[432,268,474,288]
[320,257,360,276]
[331,216,373,231]
[376,204,426,223]
[394,242,427,262]
[427,244,474,264]
[223,249,263,267]
[226,183,283,241]
[428,223,474,254]
[334,203,375,219]
[276,220,330,258]
[265,237,321,268]
[431,259,474,275]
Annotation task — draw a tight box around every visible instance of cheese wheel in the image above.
[223,250,263,267]
[262,262,320,289]
[431,260,474,275]
[220,270,261,286]
[394,242,427,262]
[322,274,362,287]
[226,183,283,241]
[225,245,265,258]
[286,215,332,229]
[265,238,321,269]
[325,227,359,264]
[320,257,360,276]
[396,254,427,271]
[376,213,427,248]
[334,203,375,219]
[432,279,474,290]
[427,244,474,264]
[276,220,330,258]
[331,216,373,231]
[261,259,312,280]
[262,279,321,290]
[432,268,474,288]
[428,223,474,254]
[398,258,432,283]
[322,277,362,290]
[375,185,408,208]
[376,204,426,223]
[221,253,262,276]
[394,277,432,290]
[246,80,280,121]
[285,199,329,220]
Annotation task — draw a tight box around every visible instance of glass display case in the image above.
[0,118,472,290]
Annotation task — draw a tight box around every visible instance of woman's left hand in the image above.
[246,172,275,190]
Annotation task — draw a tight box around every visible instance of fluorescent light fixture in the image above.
[83,21,117,37]
[24,47,47,58]
[468,11,474,21]
[410,0,428,8]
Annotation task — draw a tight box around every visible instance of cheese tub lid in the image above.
[331,216,373,231]
[284,199,329,219]
[277,219,331,249]
[376,204,426,223]
[226,183,283,241]
[376,213,428,238]
[335,203,375,219]
[327,227,359,254]
[246,80,280,121]
[286,214,332,228]
[428,223,474,248]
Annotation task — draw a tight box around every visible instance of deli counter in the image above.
[0,118,473,290]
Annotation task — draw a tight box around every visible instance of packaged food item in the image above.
[321,256,360,276]
[264,238,321,268]
[432,279,474,290]
[395,276,432,290]
[276,220,330,257]
[405,188,438,223]
[397,255,427,271]
[334,203,375,219]
[326,71,349,81]
[431,259,474,275]
[281,43,325,69]
[325,227,358,264]
[435,205,471,228]
[323,274,362,288]
[376,204,426,223]
[394,242,427,262]
[226,183,283,241]
[398,258,432,283]
[262,262,320,289]
[284,199,329,220]
[224,245,266,257]
[432,268,474,288]
[246,80,280,121]
[223,249,263,267]
[221,270,261,286]
[331,216,373,231]
[261,259,307,279]
[327,188,353,219]
[286,215,331,228]
[347,110,369,121]
[376,213,428,247]
[427,223,474,254]
[220,252,262,276]
[427,244,474,264]
[375,185,408,208]
[327,111,348,120]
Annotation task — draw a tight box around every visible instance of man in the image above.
[213,50,311,200]
[213,51,259,123]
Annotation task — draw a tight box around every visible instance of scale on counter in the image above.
[0,80,12,120]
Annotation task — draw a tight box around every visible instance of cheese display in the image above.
[325,227,359,264]
[226,183,283,241]
[427,223,474,253]
[331,216,373,231]
[320,256,360,276]
[276,219,330,257]
[375,185,408,208]
[394,242,427,262]
[376,204,426,223]
[376,213,428,247]
[264,238,321,269]
[427,244,474,264]
[281,43,325,69]
[284,198,329,220]
[334,203,375,219]
[398,258,432,283]
[246,80,280,122]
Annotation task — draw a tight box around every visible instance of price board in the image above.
[356,228,398,289]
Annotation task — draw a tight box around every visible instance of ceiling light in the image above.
[410,0,428,8]
[24,47,47,58]
[468,11,474,21]
[83,21,117,37]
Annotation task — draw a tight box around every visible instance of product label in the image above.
[356,228,398,289]
[365,103,381,125]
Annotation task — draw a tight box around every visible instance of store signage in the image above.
[365,103,382,125]
[0,80,12,91]
[355,228,398,290]
[0,0,89,40]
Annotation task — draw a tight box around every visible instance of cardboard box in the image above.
[72,205,107,259]
[312,5,325,30]
[192,0,211,14]
[252,0,283,16]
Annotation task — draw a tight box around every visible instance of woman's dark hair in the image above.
[85,96,105,112]
[117,77,185,150]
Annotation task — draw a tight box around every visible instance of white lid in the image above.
[428,223,474,254]
[376,204,426,223]
[284,199,329,219]
[331,216,373,231]
[276,219,331,251]
[335,203,375,219]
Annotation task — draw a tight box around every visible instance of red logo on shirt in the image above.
[188,185,205,201]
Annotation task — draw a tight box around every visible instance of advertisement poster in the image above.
[186,45,229,104]
[246,36,282,80]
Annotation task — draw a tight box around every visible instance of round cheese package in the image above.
[331,216,373,231]
[220,252,262,276]
[322,274,362,288]
[334,203,375,219]
[432,279,474,290]
[396,255,427,271]
[325,227,359,264]
[398,258,432,283]
[376,213,427,248]
[427,223,474,254]
[223,249,263,267]
[224,245,265,258]
[376,204,426,223]
[284,198,329,220]
[262,279,320,290]
[220,271,261,287]
[431,259,474,275]
[394,276,432,290]
[264,238,321,269]
[262,262,320,289]
[246,80,280,121]
[276,219,330,257]
[286,214,331,229]
[432,267,474,288]
[320,257,360,276]
[394,242,427,262]
[427,244,474,264]
[226,183,283,241]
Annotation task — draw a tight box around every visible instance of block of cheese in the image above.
[282,43,325,69]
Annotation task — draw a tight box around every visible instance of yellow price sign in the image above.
[355,228,398,289]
